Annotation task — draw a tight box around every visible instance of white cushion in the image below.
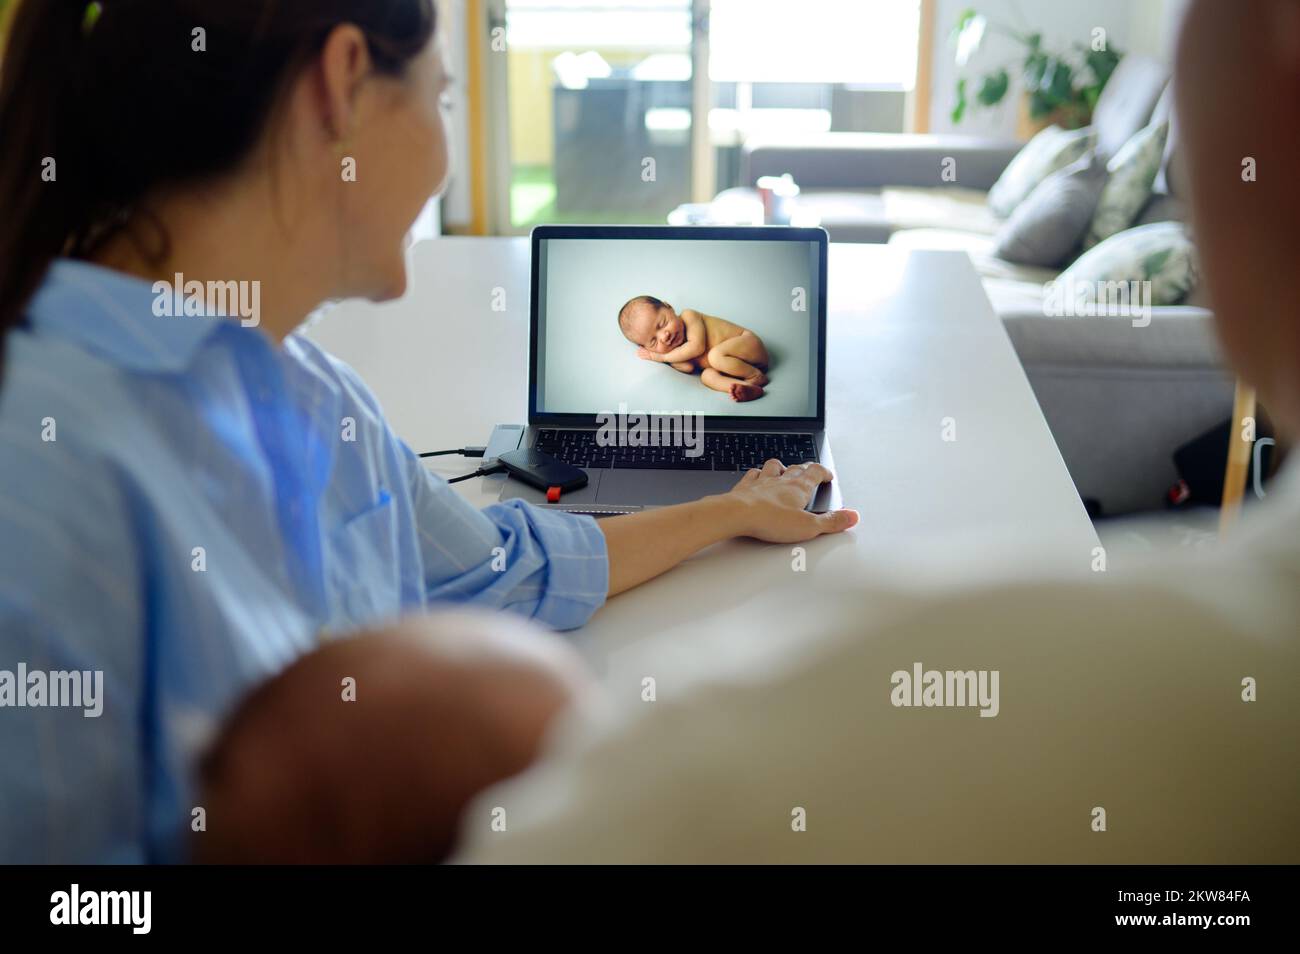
[1065,220,1198,306]
[986,125,1096,218]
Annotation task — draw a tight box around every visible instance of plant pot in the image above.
[1016,95,1061,139]
[1016,93,1090,140]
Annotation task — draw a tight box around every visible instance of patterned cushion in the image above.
[1085,121,1169,249]
[986,125,1096,219]
[1061,220,1198,306]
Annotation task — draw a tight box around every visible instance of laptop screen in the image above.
[532,228,825,423]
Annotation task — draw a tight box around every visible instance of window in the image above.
[502,0,695,229]
[709,0,920,87]
[491,0,923,231]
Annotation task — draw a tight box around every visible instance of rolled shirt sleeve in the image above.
[402,444,609,631]
[313,343,610,632]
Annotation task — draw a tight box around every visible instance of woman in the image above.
[0,1,856,861]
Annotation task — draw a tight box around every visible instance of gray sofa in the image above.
[740,56,1233,516]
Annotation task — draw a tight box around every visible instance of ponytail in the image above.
[0,0,99,379]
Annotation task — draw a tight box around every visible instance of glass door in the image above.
[484,0,922,233]
[493,0,699,230]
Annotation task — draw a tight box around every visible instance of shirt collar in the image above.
[24,259,227,373]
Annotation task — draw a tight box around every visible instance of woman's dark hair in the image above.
[0,0,436,377]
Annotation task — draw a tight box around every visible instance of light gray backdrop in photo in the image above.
[538,238,818,417]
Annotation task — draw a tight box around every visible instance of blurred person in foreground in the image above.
[202,0,1300,863]
[454,0,1300,863]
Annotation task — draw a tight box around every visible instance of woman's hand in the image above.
[720,458,859,543]
[599,458,858,596]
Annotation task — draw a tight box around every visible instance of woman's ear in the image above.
[316,24,375,144]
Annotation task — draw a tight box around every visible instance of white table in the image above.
[306,238,1096,665]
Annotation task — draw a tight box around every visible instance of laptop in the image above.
[495,224,840,515]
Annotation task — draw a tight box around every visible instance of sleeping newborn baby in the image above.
[193,610,594,864]
[618,295,770,402]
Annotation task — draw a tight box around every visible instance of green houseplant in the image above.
[950,7,1121,130]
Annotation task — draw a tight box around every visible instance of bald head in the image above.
[618,294,667,340]
[194,611,592,864]
[1176,0,1300,434]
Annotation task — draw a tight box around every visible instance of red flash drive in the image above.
[546,486,562,503]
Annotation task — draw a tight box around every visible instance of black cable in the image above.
[446,465,505,485]
[419,446,487,459]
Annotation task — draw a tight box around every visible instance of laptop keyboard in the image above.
[534,429,818,472]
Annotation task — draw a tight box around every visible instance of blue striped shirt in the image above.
[0,259,608,863]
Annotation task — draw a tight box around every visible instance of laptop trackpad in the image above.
[595,469,738,507]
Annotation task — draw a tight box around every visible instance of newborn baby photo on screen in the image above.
[618,295,771,403]
[536,236,820,418]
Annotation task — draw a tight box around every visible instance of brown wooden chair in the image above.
[1220,380,1257,533]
